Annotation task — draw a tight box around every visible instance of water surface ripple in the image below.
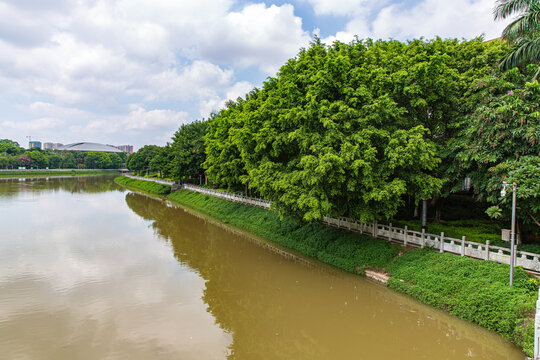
[0,176,525,359]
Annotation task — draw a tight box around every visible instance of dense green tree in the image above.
[204,38,508,222]
[84,152,101,169]
[61,152,77,168]
[48,154,62,168]
[453,66,540,239]
[171,120,209,183]
[108,153,123,169]
[127,145,161,173]
[25,150,49,168]
[96,153,112,169]
[204,104,250,190]
[0,139,23,155]
[149,145,173,178]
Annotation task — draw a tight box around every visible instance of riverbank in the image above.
[114,176,171,195]
[0,170,121,178]
[115,176,537,356]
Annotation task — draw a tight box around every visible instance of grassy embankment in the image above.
[114,176,171,195]
[116,176,537,356]
[0,170,119,178]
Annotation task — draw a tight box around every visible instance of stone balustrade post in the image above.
[461,236,466,256]
[404,226,408,247]
[440,232,444,253]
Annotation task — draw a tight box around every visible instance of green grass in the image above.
[114,176,171,195]
[0,170,119,177]
[393,219,503,244]
[387,249,537,355]
[115,177,538,356]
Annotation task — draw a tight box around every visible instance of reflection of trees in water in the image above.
[124,192,515,360]
[0,176,122,197]
[123,193,357,359]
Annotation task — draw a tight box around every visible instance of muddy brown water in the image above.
[0,176,526,359]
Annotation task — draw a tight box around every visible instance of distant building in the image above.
[59,142,123,153]
[43,142,63,150]
[29,141,42,149]
[115,145,134,154]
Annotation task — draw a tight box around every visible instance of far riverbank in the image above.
[0,169,123,178]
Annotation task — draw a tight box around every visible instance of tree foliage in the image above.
[170,120,209,182]
[494,0,540,78]
[453,66,540,235]
[203,38,507,222]
[126,145,161,173]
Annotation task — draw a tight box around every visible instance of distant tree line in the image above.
[127,36,539,240]
[0,140,127,169]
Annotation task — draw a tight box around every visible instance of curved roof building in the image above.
[59,142,123,153]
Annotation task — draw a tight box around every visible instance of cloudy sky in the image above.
[0,0,510,150]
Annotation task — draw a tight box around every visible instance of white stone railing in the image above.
[183,184,272,209]
[321,216,540,273]
[125,178,540,273]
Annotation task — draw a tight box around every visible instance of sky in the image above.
[0,0,511,150]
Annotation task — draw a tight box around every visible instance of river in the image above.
[0,176,525,359]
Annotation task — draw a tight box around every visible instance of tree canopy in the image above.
[453,65,540,236]
[494,0,540,78]
[203,37,508,222]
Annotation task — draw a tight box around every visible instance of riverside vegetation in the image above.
[115,176,537,356]
[126,38,539,243]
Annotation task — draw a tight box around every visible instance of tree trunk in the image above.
[433,197,442,223]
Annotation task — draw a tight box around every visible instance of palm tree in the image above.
[494,0,540,78]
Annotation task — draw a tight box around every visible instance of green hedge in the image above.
[114,176,171,195]
[386,249,537,355]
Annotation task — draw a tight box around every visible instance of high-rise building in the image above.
[115,145,134,154]
[29,141,42,149]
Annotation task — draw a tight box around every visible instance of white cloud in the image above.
[318,0,512,44]
[121,107,190,131]
[148,60,234,101]
[199,3,311,74]
[301,0,378,16]
[370,0,509,41]
[0,0,313,150]
[2,118,66,131]
[199,81,253,118]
